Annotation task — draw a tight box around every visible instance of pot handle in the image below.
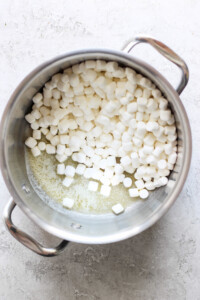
[3,199,69,257]
[122,36,189,95]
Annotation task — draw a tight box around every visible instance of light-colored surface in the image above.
[0,0,199,299]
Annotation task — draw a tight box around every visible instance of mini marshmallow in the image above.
[104,168,114,179]
[31,121,40,130]
[38,142,46,151]
[76,164,86,175]
[157,159,167,170]
[114,164,124,174]
[142,145,154,155]
[143,133,155,146]
[100,176,111,186]
[160,110,171,121]
[84,167,94,179]
[88,181,99,192]
[112,203,124,215]
[62,177,74,187]
[120,156,132,167]
[135,88,143,97]
[135,179,145,190]
[129,188,139,198]
[31,146,41,157]
[153,146,163,157]
[60,135,69,145]
[100,185,111,197]
[106,156,116,167]
[57,163,65,175]
[50,126,58,136]
[25,137,37,149]
[136,121,146,136]
[46,144,56,154]
[65,165,75,177]
[127,102,138,113]
[41,128,49,135]
[25,113,35,124]
[168,152,177,164]
[57,144,66,155]
[139,189,149,199]
[164,125,176,136]
[147,98,158,112]
[146,121,159,132]
[158,176,168,186]
[164,144,173,155]
[32,93,43,104]
[62,197,74,209]
[96,60,107,71]
[51,135,60,146]
[145,181,156,191]
[167,115,175,125]
[33,130,41,140]
[31,109,41,119]
[123,177,132,188]
[56,154,68,163]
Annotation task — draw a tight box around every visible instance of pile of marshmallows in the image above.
[25,60,177,214]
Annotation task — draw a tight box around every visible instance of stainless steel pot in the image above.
[0,37,192,257]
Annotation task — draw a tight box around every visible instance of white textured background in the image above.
[0,1,200,299]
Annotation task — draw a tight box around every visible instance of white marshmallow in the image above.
[157,159,167,169]
[147,98,158,112]
[38,142,46,151]
[65,165,75,177]
[120,156,132,167]
[31,121,40,130]
[57,163,65,175]
[33,130,41,140]
[88,181,99,192]
[31,109,41,120]
[100,185,111,197]
[41,128,49,135]
[31,146,41,157]
[164,144,173,155]
[160,110,171,121]
[168,152,177,164]
[127,102,138,113]
[76,164,86,175]
[135,179,145,190]
[62,197,74,209]
[32,93,43,104]
[100,176,111,186]
[158,176,168,186]
[56,154,68,163]
[123,177,132,188]
[57,144,66,155]
[112,203,124,215]
[139,189,149,199]
[51,135,60,146]
[129,188,139,197]
[46,144,56,154]
[146,121,159,132]
[25,137,37,149]
[60,135,69,145]
[145,181,156,191]
[25,113,35,124]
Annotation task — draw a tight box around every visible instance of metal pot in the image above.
[0,37,192,257]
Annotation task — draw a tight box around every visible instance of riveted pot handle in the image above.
[122,36,189,95]
[3,199,69,257]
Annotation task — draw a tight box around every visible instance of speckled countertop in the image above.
[0,1,200,299]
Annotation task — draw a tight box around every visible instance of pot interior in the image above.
[1,50,191,243]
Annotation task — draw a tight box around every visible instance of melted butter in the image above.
[26,149,137,214]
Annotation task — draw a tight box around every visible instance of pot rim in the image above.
[0,48,192,244]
